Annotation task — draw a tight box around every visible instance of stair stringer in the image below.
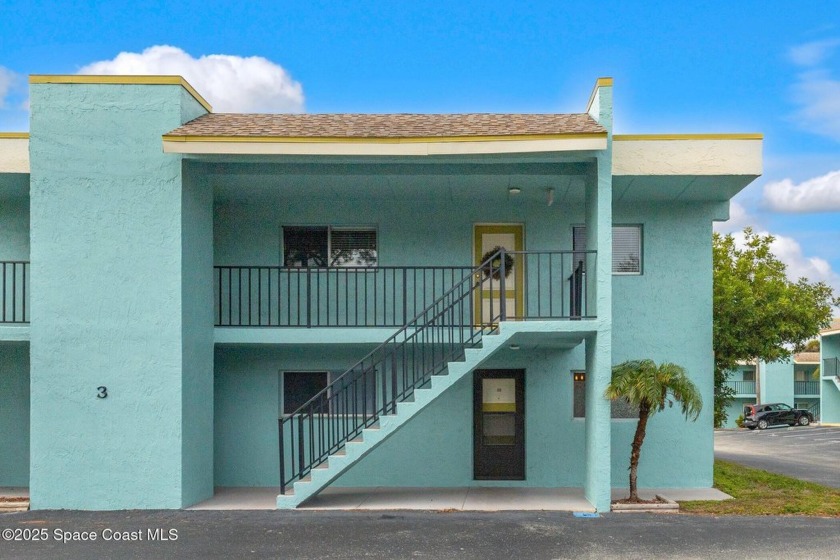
[276,326,514,508]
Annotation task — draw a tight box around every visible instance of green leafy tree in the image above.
[606,360,702,502]
[713,228,838,426]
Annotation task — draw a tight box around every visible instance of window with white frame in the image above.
[282,226,377,267]
[572,225,643,274]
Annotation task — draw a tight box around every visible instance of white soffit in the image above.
[612,135,762,176]
[162,136,608,156]
[0,136,30,173]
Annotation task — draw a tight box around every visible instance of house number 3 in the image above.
[97,386,108,399]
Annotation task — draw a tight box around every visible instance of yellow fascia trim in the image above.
[586,76,614,113]
[0,132,29,139]
[613,133,763,141]
[29,75,213,113]
[161,132,607,144]
[482,403,517,413]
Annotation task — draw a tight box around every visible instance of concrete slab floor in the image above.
[191,487,598,512]
[0,487,29,498]
[611,488,732,501]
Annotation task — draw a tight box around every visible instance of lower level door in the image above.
[473,369,525,480]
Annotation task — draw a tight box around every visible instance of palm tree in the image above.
[605,360,703,502]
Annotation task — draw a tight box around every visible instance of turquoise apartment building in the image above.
[722,354,822,428]
[820,320,840,425]
[0,75,762,511]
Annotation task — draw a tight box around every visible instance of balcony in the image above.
[824,357,840,378]
[794,380,819,395]
[1,261,28,324]
[724,380,756,396]
[214,250,596,328]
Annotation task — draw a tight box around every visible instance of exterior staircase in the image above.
[275,248,591,509]
[276,326,512,508]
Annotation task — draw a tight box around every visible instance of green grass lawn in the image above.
[680,459,840,516]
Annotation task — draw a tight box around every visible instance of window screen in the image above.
[612,226,642,274]
[330,229,378,267]
[283,227,377,267]
[572,225,642,275]
[283,371,328,414]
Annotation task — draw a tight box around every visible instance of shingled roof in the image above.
[166,113,606,139]
[794,352,820,364]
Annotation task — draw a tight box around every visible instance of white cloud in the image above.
[763,169,840,212]
[790,69,840,141]
[788,39,840,141]
[77,45,304,113]
[732,230,840,293]
[0,66,20,109]
[788,38,840,67]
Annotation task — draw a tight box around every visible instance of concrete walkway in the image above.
[189,486,730,511]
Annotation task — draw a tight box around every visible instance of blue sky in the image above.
[1,1,839,291]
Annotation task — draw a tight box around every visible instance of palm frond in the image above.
[605,359,702,421]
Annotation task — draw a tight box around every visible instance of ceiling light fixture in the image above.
[508,187,521,195]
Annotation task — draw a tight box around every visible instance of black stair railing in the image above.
[277,249,597,494]
[1,261,29,324]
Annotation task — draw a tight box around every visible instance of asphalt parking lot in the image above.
[714,425,840,488]
[1,510,839,560]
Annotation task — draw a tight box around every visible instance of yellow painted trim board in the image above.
[613,133,763,141]
[0,132,29,139]
[586,77,613,113]
[162,132,607,144]
[29,74,213,113]
[482,403,517,412]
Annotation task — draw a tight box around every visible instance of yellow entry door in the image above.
[473,224,524,324]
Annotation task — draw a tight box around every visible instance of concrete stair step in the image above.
[0,498,30,512]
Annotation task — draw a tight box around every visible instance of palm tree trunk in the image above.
[629,402,651,502]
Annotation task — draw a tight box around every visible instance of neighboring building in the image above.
[0,75,762,511]
[820,319,840,425]
[722,353,822,428]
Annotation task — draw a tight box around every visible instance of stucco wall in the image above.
[214,344,590,488]
[212,191,718,490]
[610,201,717,488]
[180,162,215,506]
[28,82,209,509]
[214,191,583,268]
[0,342,29,486]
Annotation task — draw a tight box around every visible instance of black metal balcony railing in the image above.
[216,250,596,328]
[794,380,819,395]
[724,380,756,395]
[1,261,29,324]
[278,249,597,494]
[824,357,840,378]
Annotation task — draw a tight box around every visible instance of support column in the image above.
[28,77,212,509]
[583,78,613,512]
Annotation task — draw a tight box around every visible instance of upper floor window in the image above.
[283,226,377,267]
[572,225,643,275]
